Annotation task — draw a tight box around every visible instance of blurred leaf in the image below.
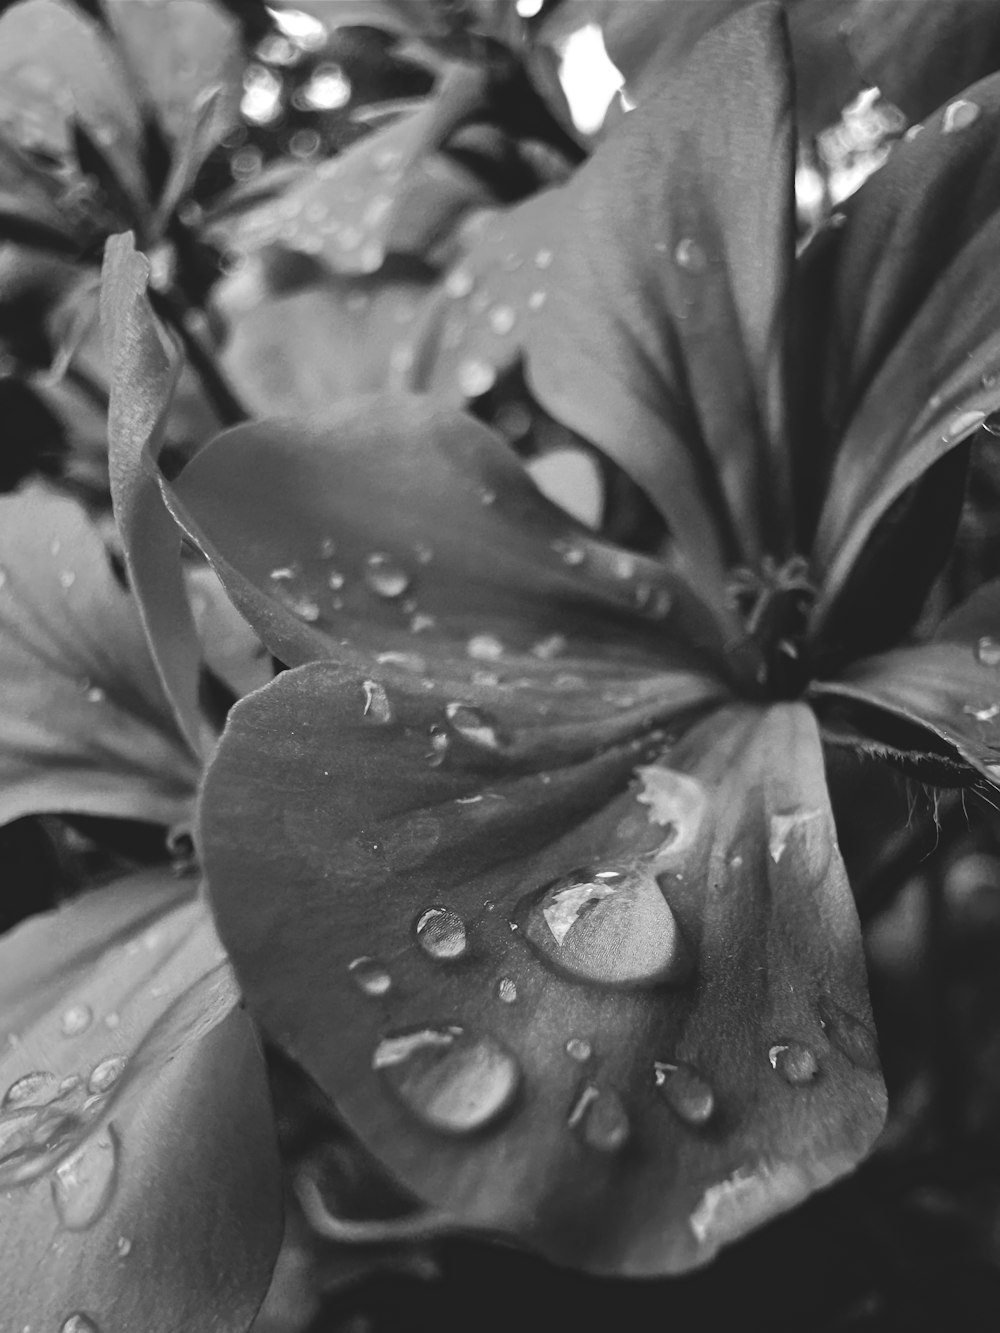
[0,483,198,829]
[0,867,282,1330]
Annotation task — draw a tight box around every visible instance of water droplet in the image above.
[963,702,1000,722]
[446,702,504,749]
[373,1026,520,1133]
[534,249,553,269]
[634,766,708,852]
[445,267,474,298]
[269,565,296,582]
[415,907,468,960]
[116,1235,132,1257]
[60,1315,99,1333]
[552,538,586,567]
[489,305,516,335]
[457,358,497,397]
[768,1042,819,1085]
[495,977,518,1003]
[976,636,1000,666]
[531,634,566,660]
[327,570,345,591]
[86,686,106,704]
[653,1060,715,1124]
[565,1037,592,1062]
[519,863,691,989]
[87,1057,126,1095]
[58,570,76,590]
[466,633,505,661]
[817,995,879,1071]
[527,289,547,310]
[945,408,986,440]
[674,237,708,273]
[414,541,434,565]
[349,957,392,997]
[361,678,393,724]
[410,611,436,633]
[318,535,337,558]
[51,1125,119,1230]
[61,1004,93,1037]
[50,538,62,557]
[633,582,672,618]
[274,586,321,622]
[3,1071,58,1109]
[427,726,450,766]
[942,98,980,132]
[567,1084,630,1151]
[103,1012,120,1031]
[364,552,411,599]
[768,807,824,866]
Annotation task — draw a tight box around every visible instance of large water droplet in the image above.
[361,679,393,724]
[944,408,986,441]
[976,636,1000,666]
[3,1071,58,1109]
[87,1057,126,1095]
[567,1084,630,1151]
[519,863,692,988]
[60,1004,93,1038]
[634,766,708,853]
[415,907,468,960]
[364,552,411,599]
[768,1042,819,1085]
[674,237,708,273]
[51,1125,119,1230]
[373,1026,520,1133]
[61,1315,99,1333]
[653,1060,715,1125]
[817,995,879,1071]
[942,98,980,132]
[446,702,504,749]
[349,957,392,997]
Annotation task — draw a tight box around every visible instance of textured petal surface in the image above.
[0,869,282,1330]
[0,484,197,829]
[200,674,885,1275]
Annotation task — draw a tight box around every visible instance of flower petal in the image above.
[809,77,1000,623]
[200,671,885,1275]
[421,5,797,586]
[165,397,738,687]
[0,484,198,829]
[0,868,282,1330]
[811,577,1000,782]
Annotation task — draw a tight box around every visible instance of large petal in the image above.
[0,868,282,1330]
[811,577,1000,782]
[199,664,885,1275]
[0,484,197,829]
[165,397,743,689]
[809,75,1000,624]
[419,5,796,585]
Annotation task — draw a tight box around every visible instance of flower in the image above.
[106,2,1000,1279]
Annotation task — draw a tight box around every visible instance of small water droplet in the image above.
[942,98,980,132]
[976,636,1000,666]
[457,358,497,397]
[817,995,879,1071]
[446,702,504,749]
[567,1084,630,1151]
[414,541,434,565]
[531,633,566,660]
[86,686,106,704]
[51,1124,119,1230]
[445,267,474,298]
[87,1056,126,1095]
[364,552,411,599]
[60,1005,93,1038]
[116,1235,132,1257]
[466,633,505,661]
[103,1012,120,1031]
[519,863,691,989]
[319,536,337,558]
[674,237,708,273]
[768,807,824,867]
[58,570,76,590]
[269,565,296,582]
[654,1060,715,1124]
[373,1026,520,1133]
[495,976,518,1003]
[565,1037,592,1062]
[552,538,586,567]
[527,289,547,310]
[3,1071,59,1109]
[327,570,345,591]
[945,408,986,440]
[768,1042,819,1085]
[50,538,62,557]
[963,702,1000,722]
[489,305,516,335]
[361,678,393,724]
[274,585,321,622]
[415,907,468,960]
[410,611,436,633]
[60,1315,99,1333]
[427,726,451,766]
[534,249,553,269]
[349,957,392,997]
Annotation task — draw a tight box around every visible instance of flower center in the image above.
[726,555,816,699]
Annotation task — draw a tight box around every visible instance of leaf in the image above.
[811,577,1000,783]
[164,396,736,685]
[101,231,205,757]
[809,74,1000,626]
[199,668,885,1274]
[0,483,198,829]
[0,867,282,1330]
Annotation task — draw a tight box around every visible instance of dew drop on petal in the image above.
[495,977,518,1004]
[519,863,692,989]
[414,541,434,565]
[817,995,880,1071]
[962,702,1000,722]
[633,582,672,618]
[87,1057,126,1095]
[361,678,393,724]
[60,1316,99,1333]
[319,536,337,558]
[349,956,392,997]
[768,807,824,867]
[58,570,76,590]
[445,702,504,749]
[565,1037,592,1062]
[768,1042,819,1085]
[457,358,497,397]
[567,1084,630,1152]
[466,633,505,661]
[527,289,547,310]
[116,1235,133,1257]
[534,249,553,269]
[3,1071,59,1109]
[674,237,708,273]
[653,1060,715,1125]
[942,98,980,133]
[445,267,474,298]
[86,687,106,704]
[269,565,296,582]
[489,305,516,335]
[364,552,411,599]
[531,634,566,660]
[415,907,468,960]
[51,1125,119,1230]
[373,1026,520,1133]
[552,538,586,567]
[634,766,707,852]
[944,408,986,440]
[976,636,1000,666]
[328,570,345,591]
[60,1004,93,1038]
